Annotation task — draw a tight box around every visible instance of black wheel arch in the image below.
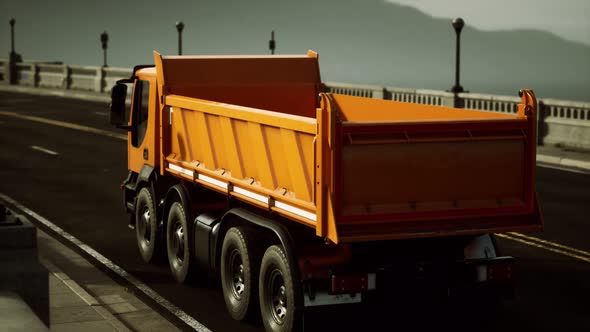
[162,183,194,233]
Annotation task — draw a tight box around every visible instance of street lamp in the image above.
[450,17,465,93]
[100,31,109,67]
[9,18,15,56]
[269,30,276,55]
[176,21,184,55]
[8,18,22,84]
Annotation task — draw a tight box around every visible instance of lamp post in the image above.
[269,30,276,55]
[9,18,15,56]
[8,18,22,84]
[450,17,464,93]
[100,31,109,67]
[176,21,184,55]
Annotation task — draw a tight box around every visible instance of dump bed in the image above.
[318,93,542,243]
[153,51,542,244]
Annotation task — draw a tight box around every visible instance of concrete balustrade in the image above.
[390,87,453,106]
[0,58,6,83]
[68,65,101,92]
[103,67,132,93]
[0,60,588,150]
[324,81,384,98]
[541,99,590,150]
[460,92,520,114]
[15,62,37,86]
[37,63,67,89]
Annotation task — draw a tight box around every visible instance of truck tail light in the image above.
[330,273,376,294]
[487,262,513,281]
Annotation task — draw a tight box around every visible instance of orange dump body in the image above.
[318,93,542,243]
[149,51,542,244]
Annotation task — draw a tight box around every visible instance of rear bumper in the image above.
[303,255,515,307]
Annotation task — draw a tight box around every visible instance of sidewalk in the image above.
[36,228,180,332]
[1,83,589,172]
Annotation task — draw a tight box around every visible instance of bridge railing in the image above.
[103,67,133,93]
[390,87,454,106]
[0,58,6,82]
[326,82,590,150]
[0,61,132,93]
[1,62,588,150]
[37,64,68,89]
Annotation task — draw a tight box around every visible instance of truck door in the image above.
[128,78,156,173]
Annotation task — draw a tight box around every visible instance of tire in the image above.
[166,202,193,283]
[259,245,302,332]
[221,227,260,321]
[135,187,161,263]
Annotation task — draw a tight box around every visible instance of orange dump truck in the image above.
[109,51,542,331]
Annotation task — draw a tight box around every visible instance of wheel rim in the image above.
[229,249,245,299]
[170,219,184,267]
[138,206,151,247]
[268,268,287,325]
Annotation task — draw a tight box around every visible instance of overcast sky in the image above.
[0,0,588,100]
[387,0,590,45]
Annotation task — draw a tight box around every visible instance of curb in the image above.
[537,154,590,172]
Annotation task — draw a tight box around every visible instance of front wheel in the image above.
[166,202,193,283]
[259,245,302,332]
[135,187,161,263]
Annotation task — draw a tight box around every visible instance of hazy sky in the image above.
[388,0,590,45]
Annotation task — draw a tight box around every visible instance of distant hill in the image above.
[3,0,589,101]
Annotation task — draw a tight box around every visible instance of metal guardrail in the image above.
[0,60,588,150]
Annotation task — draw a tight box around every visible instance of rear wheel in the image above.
[135,187,161,263]
[166,202,193,283]
[259,245,301,332]
[221,227,260,321]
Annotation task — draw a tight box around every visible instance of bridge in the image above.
[0,59,589,331]
[1,58,589,151]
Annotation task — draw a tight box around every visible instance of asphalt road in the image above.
[0,91,589,331]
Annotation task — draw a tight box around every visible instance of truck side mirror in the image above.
[109,83,128,127]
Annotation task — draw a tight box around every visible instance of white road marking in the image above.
[537,163,589,175]
[94,111,108,116]
[30,145,59,155]
[0,192,211,332]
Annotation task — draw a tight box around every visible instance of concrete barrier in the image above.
[326,82,590,150]
[38,64,67,89]
[0,58,7,83]
[324,81,385,99]
[541,99,590,150]
[15,62,37,86]
[68,65,101,92]
[103,67,132,93]
[460,92,521,114]
[391,87,454,106]
[0,204,49,327]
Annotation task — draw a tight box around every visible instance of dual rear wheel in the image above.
[220,229,301,332]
